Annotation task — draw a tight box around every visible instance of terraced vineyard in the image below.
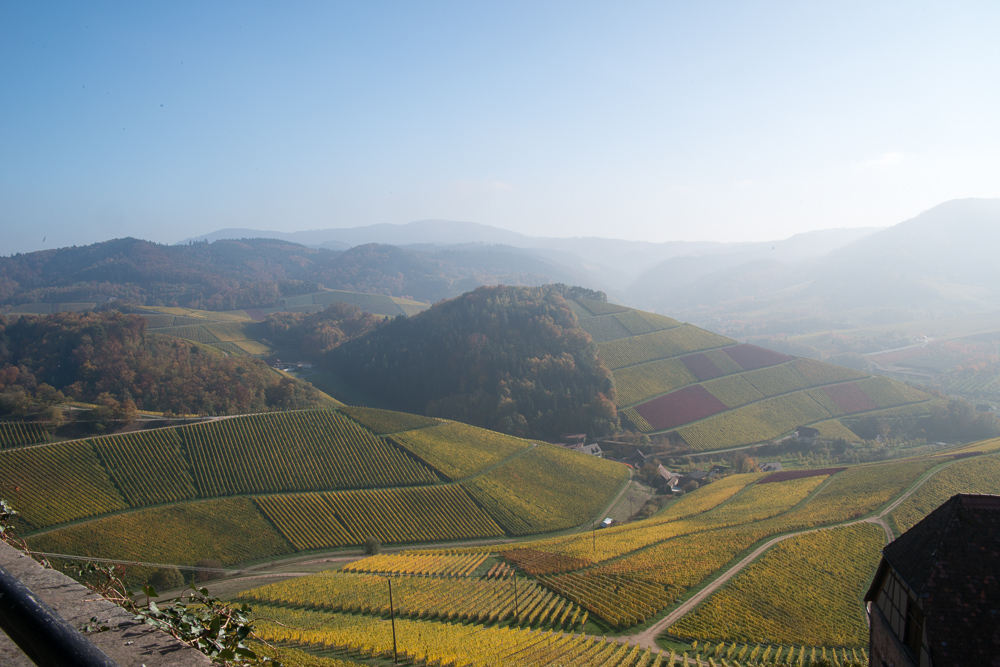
[140,291,431,355]
[676,393,833,451]
[238,443,998,664]
[256,486,505,549]
[9,393,994,662]
[341,552,488,577]
[669,523,885,647]
[889,451,1000,533]
[0,421,50,448]
[92,429,197,506]
[240,570,588,630]
[571,299,932,449]
[494,474,823,567]
[30,496,292,580]
[12,407,626,569]
[0,441,127,528]
[146,316,272,357]
[537,572,675,628]
[254,606,655,667]
[612,357,697,406]
[338,406,440,435]
[598,325,732,371]
[183,410,438,495]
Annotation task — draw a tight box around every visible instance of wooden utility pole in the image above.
[513,573,519,623]
[387,577,398,664]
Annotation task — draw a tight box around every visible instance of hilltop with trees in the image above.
[0,311,326,424]
[329,285,619,440]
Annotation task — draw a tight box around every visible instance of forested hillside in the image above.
[0,237,592,311]
[0,311,326,418]
[330,285,619,439]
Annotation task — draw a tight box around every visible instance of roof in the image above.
[796,425,820,437]
[866,493,1000,666]
[657,464,678,482]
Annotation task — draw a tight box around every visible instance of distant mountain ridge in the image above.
[181,219,880,292]
[0,237,599,310]
[631,198,1000,330]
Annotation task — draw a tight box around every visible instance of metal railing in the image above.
[0,564,118,666]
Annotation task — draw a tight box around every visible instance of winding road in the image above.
[625,455,961,649]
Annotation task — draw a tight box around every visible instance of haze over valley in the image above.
[2,3,999,666]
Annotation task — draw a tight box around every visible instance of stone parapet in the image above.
[0,541,211,666]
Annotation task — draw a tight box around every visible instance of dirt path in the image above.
[877,457,961,525]
[572,468,635,534]
[628,517,874,649]
[867,516,893,542]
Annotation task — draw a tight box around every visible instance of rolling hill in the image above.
[119,289,938,452]
[6,408,628,583]
[568,299,933,450]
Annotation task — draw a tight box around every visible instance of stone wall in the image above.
[0,541,210,666]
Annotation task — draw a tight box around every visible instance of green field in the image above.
[391,421,532,480]
[30,496,292,573]
[462,443,628,535]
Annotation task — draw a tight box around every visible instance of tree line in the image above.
[0,311,325,426]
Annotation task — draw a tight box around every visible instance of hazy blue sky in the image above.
[2,2,998,254]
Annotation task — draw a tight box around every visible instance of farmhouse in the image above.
[758,461,783,472]
[620,448,654,468]
[865,493,1000,667]
[656,465,683,494]
[656,464,679,485]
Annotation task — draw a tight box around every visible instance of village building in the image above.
[865,493,1000,667]
[656,464,683,494]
